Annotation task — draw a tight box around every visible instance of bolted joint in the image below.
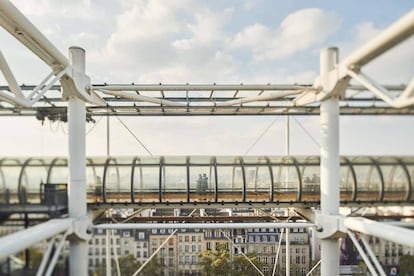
[70,215,92,241]
[315,214,345,239]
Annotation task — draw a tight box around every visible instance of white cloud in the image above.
[11,0,103,21]
[230,8,342,61]
[172,8,232,50]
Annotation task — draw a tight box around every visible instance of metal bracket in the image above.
[314,212,345,239]
[70,215,92,241]
[61,65,105,106]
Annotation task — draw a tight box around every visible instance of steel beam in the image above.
[343,217,414,248]
[0,218,74,259]
[344,9,414,68]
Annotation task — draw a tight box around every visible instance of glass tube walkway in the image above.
[0,156,413,207]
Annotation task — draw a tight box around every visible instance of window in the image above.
[185,245,189,252]
[192,236,196,242]
[138,232,145,239]
[185,236,189,242]
[179,236,183,242]
[143,252,147,258]
[296,248,300,254]
[137,251,141,258]
[264,257,268,264]
[185,256,190,264]
[302,256,306,264]
[192,256,197,264]
[206,242,211,250]
[192,245,196,252]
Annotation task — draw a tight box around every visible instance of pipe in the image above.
[94,222,314,230]
[92,84,316,92]
[0,1,69,69]
[343,217,414,248]
[0,218,74,259]
[344,9,414,68]
[320,47,340,276]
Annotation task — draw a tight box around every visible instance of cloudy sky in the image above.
[0,0,413,157]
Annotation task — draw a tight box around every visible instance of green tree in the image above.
[399,254,414,276]
[231,252,264,276]
[137,256,165,276]
[119,254,141,275]
[199,243,231,276]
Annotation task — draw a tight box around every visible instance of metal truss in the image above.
[0,84,412,117]
[0,1,414,275]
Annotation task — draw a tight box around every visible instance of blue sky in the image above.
[0,0,413,157]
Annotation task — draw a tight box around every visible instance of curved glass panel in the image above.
[271,157,299,202]
[162,161,187,202]
[400,157,414,201]
[189,157,215,202]
[0,159,21,204]
[340,158,354,202]
[19,158,50,204]
[132,157,160,203]
[216,157,243,202]
[104,157,133,202]
[243,157,271,202]
[300,157,320,202]
[87,158,105,202]
[378,158,408,201]
[48,158,68,184]
[352,157,381,201]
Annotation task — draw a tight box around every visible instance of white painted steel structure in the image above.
[0,1,414,275]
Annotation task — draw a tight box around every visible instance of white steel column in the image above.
[285,115,290,276]
[320,47,340,276]
[68,46,88,276]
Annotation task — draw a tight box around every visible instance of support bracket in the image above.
[70,215,92,241]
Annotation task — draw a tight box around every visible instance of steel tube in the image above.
[359,234,386,276]
[320,47,340,276]
[67,47,88,276]
[94,222,314,230]
[0,1,69,68]
[344,217,414,248]
[344,9,414,68]
[0,219,74,259]
[92,84,316,92]
[347,231,378,276]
